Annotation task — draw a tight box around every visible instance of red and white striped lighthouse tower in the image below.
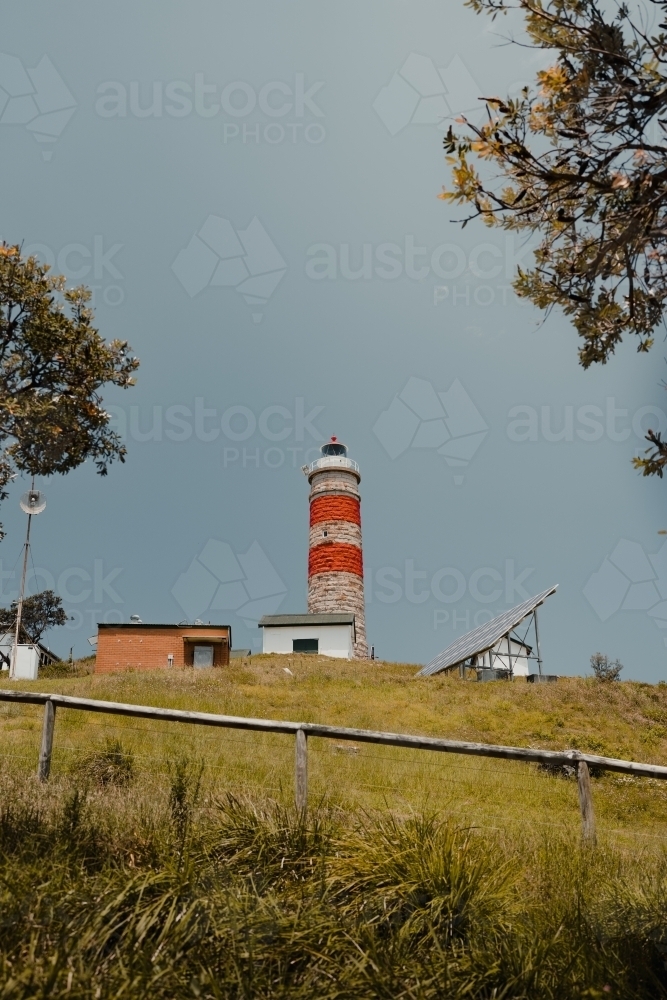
[304,437,367,658]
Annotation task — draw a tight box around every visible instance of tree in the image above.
[0,589,69,644]
[0,244,139,533]
[590,651,623,681]
[441,0,667,475]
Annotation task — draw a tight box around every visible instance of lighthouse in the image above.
[304,437,368,658]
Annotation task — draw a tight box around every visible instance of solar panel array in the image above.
[417,585,558,677]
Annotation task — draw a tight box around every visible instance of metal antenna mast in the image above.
[10,481,47,679]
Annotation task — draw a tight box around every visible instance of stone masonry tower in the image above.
[304,437,368,657]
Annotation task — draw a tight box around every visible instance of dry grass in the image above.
[2,661,667,997]
[1,656,667,846]
[0,770,665,998]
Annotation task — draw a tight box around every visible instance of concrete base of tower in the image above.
[307,570,368,658]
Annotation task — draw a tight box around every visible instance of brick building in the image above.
[95,623,231,673]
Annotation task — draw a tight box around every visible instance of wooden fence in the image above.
[2,689,667,843]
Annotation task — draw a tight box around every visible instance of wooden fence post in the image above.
[577,760,596,845]
[295,727,308,813]
[37,699,56,782]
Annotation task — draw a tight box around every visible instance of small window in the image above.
[323,530,328,537]
[293,638,318,653]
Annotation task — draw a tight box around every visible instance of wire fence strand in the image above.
[1,699,667,845]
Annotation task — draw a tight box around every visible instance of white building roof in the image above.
[259,613,355,628]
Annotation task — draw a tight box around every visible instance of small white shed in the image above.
[258,614,356,659]
[0,636,40,679]
[476,636,531,676]
[0,632,59,678]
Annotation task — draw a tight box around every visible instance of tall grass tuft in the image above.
[75,737,135,787]
[0,770,665,998]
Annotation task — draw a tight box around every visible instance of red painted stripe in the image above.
[310,494,360,527]
[308,543,363,578]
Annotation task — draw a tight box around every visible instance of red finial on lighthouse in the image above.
[331,435,337,442]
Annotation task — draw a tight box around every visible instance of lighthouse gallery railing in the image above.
[305,456,360,474]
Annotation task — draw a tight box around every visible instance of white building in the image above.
[0,635,40,679]
[474,636,531,677]
[0,632,59,679]
[258,614,356,659]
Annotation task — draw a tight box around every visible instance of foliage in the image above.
[0,779,665,998]
[0,243,139,533]
[39,660,83,679]
[75,738,135,787]
[169,755,203,856]
[0,588,69,643]
[591,651,624,682]
[39,655,95,679]
[441,0,667,475]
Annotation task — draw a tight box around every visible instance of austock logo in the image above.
[583,539,667,644]
[0,53,76,160]
[94,73,326,146]
[373,376,488,484]
[171,214,287,323]
[0,558,124,638]
[172,539,287,642]
[373,52,482,136]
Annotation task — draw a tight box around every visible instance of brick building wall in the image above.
[96,624,231,674]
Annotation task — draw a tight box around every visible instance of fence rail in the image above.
[1,689,666,843]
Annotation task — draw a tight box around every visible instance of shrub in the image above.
[39,660,77,678]
[39,656,95,679]
[590,652,623,682]
[76,738,135,787]
[0,786,665,998]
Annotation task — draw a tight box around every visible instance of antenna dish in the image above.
[19,490,46,515]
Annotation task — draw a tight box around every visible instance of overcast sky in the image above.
[1,0,665,677]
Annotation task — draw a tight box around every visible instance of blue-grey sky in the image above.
[0,0,665,677]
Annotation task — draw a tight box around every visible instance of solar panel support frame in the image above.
[417,585,558,679]
[534,607,543,677]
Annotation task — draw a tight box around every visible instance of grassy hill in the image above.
[2,655,667,844]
